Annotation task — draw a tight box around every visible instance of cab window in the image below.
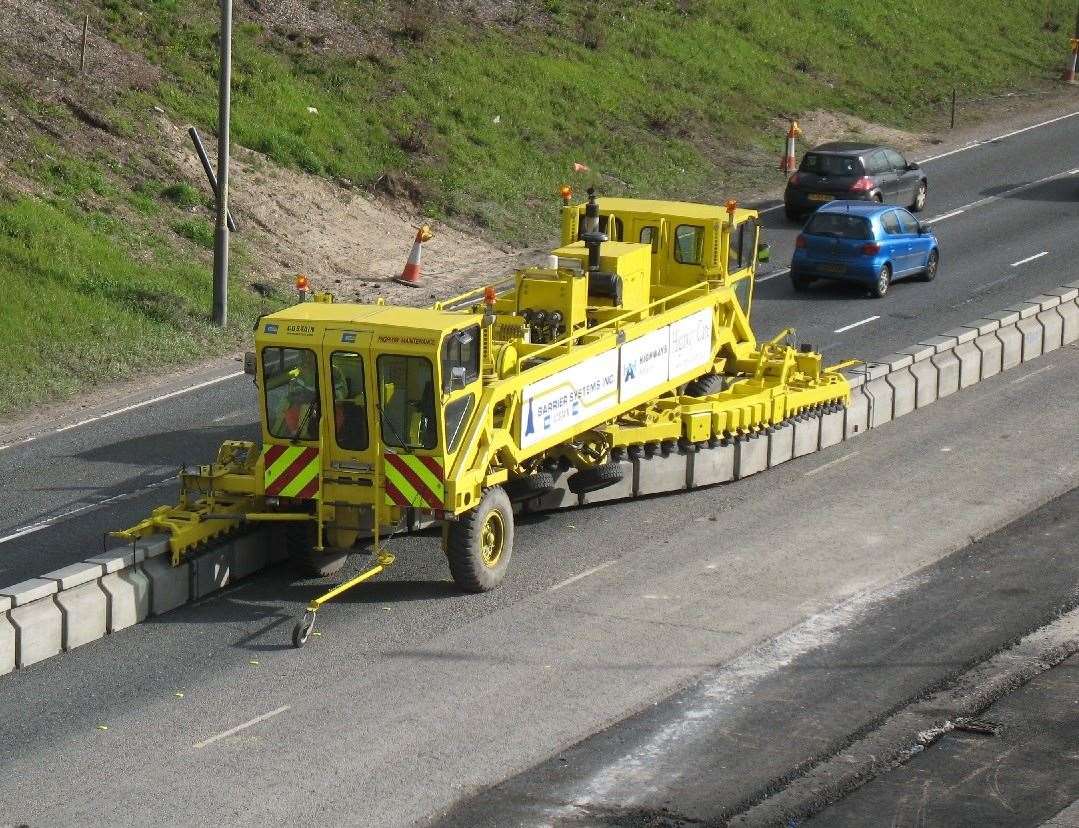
[444,394,475,453]
[727,219,758,272]
[263,347,320,441]
[330,352,368,451]
[377,355,436,450]
[441,326,480,392]
[674,224,704,265]
[639,226,658,252]
[732,276,752,315]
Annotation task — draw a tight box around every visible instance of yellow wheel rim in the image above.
[480,509,505,568]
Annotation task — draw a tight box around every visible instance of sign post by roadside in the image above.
[211,0,232,327]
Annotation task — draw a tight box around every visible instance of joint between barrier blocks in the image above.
[953,341,982,389]
[1015,316,1044,362]
[0,578,59,607]
[1044,286,1078,304]
[1028,293,1061,310]
[961,318,1000,336]
[0,612,14,676]
[142,556,190,616]
[941,327,977,345]
[1038,308,1064,353]
[100,567,150,632]
[897,344,934,363]
[918,335,959,354]
[908,359,938,408]
[1057,300,1078,344]
[931,349,961,397]
[42,562,104,591]
[864,377,894,428]
[1007,302,1040,320]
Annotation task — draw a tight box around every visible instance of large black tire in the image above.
[911,181,927,212]
[503,472,555,502]
[869,263,892,299]
[285,521,348,577]
[684,373,728,397]
[920,249,939,282]
[446,486,514,593]
[567,462,625,495]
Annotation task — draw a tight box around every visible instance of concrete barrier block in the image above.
[100,568,150,632]
[908,359,938,408]
[768,424,794,467]
[953,341,982,389]
[10,599,62,668]
[634,453,689,497]
[55,582,108,651]
[865,362,891,381]
[142,556,190,616]
[133,534,171,560]
[1038,308,1064,353]
[996,325,1023,371]
[961,319,1000,336]
[579,461,634,506]
[918,335,958,354]
[886,368,917,418]
[690,443,734,487]
[942,327,977,345]
[86,547,145,574]
[879,353,914,371]
[987,309,1021,328]
[864,377,894,428]
[931,350,960,398]
[1008,302,1041,320]
[820,409,844,448]
[1045,286,1078,303]
[42,562,104,591]
[793,416,821,457]
[192,547,233,600]
[1058,300,1079,345]
[1066,279,1079,290]
[1028,294,1062,311]
[0,578,59,607]
[232,532,270,580]
[844,389,869,439]
[898,344,935,363]
[734,435,768,479]
[974,333,1002,380]
[841,369,867,390]
[0,613,14,676]
[1015,316,1043,362]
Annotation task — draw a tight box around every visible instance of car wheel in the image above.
[911,181,927,212]
[873,193,884,204]
[785,206,801,222]
[791,273,813,292]
[921,249,939,282]
[870,264,891,298]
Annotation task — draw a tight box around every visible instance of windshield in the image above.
[804,213,873,240]
[800,153,864,177]
[263,346,320,441]
[377,354,437,450]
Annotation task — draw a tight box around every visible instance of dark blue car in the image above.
[790,201,939,298]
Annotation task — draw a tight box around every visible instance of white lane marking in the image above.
[934,166,1079,222]
[0,478,176,545]
[922,208,965,225]
[1010,251,1049,267]
[194,705,290,749]
[758,203,783,214]
[1011,363,1057,384]
[0,371,244,454]
[549,560,617,592]
[833,316,880,334]
[804,451,860,477]
[916,111,1079,163]
[756,267,791,283]
[211,408,248,423]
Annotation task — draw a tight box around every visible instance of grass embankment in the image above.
[2,0,1072,416]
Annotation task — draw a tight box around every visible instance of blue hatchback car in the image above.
[790,201,939,298]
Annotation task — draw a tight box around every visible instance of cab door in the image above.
[322,329,376,473]
[634,218,667,282]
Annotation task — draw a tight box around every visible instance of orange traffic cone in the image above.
[780,119,802,173]
[395,225,433,287]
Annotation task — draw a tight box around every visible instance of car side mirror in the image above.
[243,351,257,375]
[756,242,771,263]
[917,223,929,234]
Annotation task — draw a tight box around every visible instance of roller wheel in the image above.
[567,462,625,495]
[446,486,514,593]
[285,522,348,577]
[685,373,728,397]
[503,471,556,502]
[291,611,316,648]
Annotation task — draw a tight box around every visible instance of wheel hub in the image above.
[481,510,505,568]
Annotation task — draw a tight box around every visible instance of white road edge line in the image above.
[804,451,860,477]
[549,560,617,592]
[1011,363,1057,384]
[916,111,1079,163]
[1010,251,1049,267]
[833,316,880,334]
[0,371,244,454]
[922,208,965,225]
[194,705,291,749]
[756,267,791,283]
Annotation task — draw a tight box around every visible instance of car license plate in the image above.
[808,193,834,203]
[820,263,846,273]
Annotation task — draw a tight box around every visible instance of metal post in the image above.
[211,0,232,327]
[1067,3,1079,83]
[80,15,89,74]
[949,88,956,129]
[188,126,237,232]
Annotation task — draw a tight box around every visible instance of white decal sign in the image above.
[619,327,670,403]
[520,349,619,448]
[668,308,713,378]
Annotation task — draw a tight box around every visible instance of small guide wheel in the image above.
[292,610,316,648]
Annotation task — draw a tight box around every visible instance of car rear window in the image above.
[804,212,872,240]
[800,153,864,177]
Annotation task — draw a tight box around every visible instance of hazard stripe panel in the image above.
[263,445,320,499]
[382,453,444,509]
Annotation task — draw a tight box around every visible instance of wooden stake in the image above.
[80,14,89,74]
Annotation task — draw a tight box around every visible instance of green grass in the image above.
[90,0,1073,242]
[0,193,275,414]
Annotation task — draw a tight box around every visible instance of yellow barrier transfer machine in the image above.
[114,189,853,645]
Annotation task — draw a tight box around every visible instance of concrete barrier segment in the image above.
[986,309,1021,328]
[142,556,191,616]
[133,535,170,560]
[1015,316,1044,361]
[86,546,146,574]
[960,319,1001,336]
[931,350,961,398]
[191,546,233,601]
[897,344,935,363]
[100,568,150,633]
[0,578,58,607]
[918,334,959,354]
[1057,299,1079,345]
[953,341,982,389]
[908,359,938,408]
[55,582,108,651]
[974,333,1003,380]
[634,453,689,497]
[10,599,62,668]
[1028,294,1062,310]
[885,368,917,418]
[879,353,914,371]
[0,613,15,676]
[1007,302,1041,320]
[819,409,844,449]
[232,531,271,580]
[793,416,821,457]
[734,435,768,479]
[941,327,978,345]
[768,423,794,467]
[844,388,870,439]
[42,562,104,591]
[864,377,894,428]
[690,443,735,487]
[1044,286,1078,304]
[1038,308,1064,353]
[996,325,1023,370]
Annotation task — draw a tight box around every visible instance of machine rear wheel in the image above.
[446,486,514,593]
[286,521,349,577]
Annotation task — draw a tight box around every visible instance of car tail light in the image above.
[861,243,881,255]
[850,176,874,192]
[795,234,807,249]
[788,173,802,186]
